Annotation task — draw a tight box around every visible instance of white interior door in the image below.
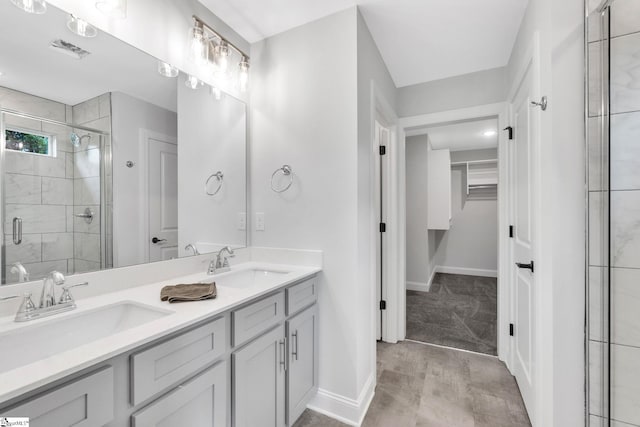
[510,55,539,423]
[148,138,178,262]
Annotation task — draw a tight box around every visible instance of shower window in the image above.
[5,127,55,156]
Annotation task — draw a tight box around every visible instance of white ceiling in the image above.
[0,1,177,111]
[198,0,528,87]
[407,119,498,152]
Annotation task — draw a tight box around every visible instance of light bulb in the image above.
[67,14,98,38]
[10,0,47,14]
[483,130,497,137]
[185,75,201,89]
[157,61,178,78]
[188,25,207,66]
[95,0,126,19]
[238,57,249,93]
[214,41,230,74]
[211,86,222,101]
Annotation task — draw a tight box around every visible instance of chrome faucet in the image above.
[208,246,235,275]
[40,271,65,308]
[10,262,29,283]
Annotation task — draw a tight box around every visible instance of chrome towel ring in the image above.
[271,165,293,193]
[205,171,224,196]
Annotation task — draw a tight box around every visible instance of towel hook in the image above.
[271,165,293,193]
[205,171,224,196]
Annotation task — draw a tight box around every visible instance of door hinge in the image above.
[509,225,514,238]
[379,300,387,310]
[379,223,386,233]
[379,145,386,155]
[503,126,514,140]
[509,323,515,336]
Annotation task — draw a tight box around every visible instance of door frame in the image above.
[370,81,400,344]
[138,129,178,263]
[394,102,512,365]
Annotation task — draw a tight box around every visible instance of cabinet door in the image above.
[233,325,285,427]
[4,366,114,427]
[287,305,318,425]
[131,360,227,427]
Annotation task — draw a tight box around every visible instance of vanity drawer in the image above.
[131,360,227,427]
[131,316,227,406]
[286,277,317,316]
[232,292,285,347]
[4,366,114,427]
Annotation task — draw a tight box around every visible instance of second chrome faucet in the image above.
[208,246,235,275]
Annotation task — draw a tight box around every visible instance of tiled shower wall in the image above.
[587,0,640,425]
[2,88,75,284]
[71,94,112,273]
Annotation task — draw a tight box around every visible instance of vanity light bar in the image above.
[192,16,250,61]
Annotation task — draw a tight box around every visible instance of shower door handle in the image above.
[516,261,534,273]
[12,217,22,245]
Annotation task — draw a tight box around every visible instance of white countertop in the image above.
[0,261,320,404]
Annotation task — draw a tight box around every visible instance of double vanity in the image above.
[0,258,321,427]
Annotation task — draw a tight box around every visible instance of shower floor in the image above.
[406,273,497,355]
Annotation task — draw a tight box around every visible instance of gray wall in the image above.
[111,92,177,268]
[356,8,397,390]
[398,67,508,117]
[250,7,363,406]
[405,135,431,285]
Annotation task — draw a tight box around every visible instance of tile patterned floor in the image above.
[294,341,530,427]
[406,273,497,355]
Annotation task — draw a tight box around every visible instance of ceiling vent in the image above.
[49,39,91,59]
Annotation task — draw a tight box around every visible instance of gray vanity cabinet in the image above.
[286,304,319,424]
[131,360,227,427]
[232,325,287,427]
[4,366,114,427]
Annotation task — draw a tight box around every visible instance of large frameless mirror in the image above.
[0,1,247,286]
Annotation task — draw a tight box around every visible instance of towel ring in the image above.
[271,165,293,193]
[205,171,224,196]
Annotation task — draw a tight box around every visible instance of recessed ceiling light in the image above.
[483,130,497,137]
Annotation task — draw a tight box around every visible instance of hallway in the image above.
[295,341,530,427]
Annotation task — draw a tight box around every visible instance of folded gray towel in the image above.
[160,283,217,303]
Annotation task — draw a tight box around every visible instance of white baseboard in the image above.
[435,265,498,278]
[406,268,437,293]
[307,373,375,426]
[406,281,429,292]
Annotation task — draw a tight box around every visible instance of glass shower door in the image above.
[586,1,640,426]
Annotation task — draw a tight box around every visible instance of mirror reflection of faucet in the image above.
[10,262,29,283]
[185,243,200,256]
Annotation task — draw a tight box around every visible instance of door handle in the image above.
[516,261,534,273]
[151,237,167,244]
[292,330,299,361]
[279,339,286,372]
[13,217,22,245]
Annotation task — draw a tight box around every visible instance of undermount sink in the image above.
[204,268,290,289]
[0,301,172,372]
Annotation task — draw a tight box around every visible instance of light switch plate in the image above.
[256,212,265,231]
[237,212,246,230]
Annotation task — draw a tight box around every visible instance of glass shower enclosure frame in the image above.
[586,1,640,426]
